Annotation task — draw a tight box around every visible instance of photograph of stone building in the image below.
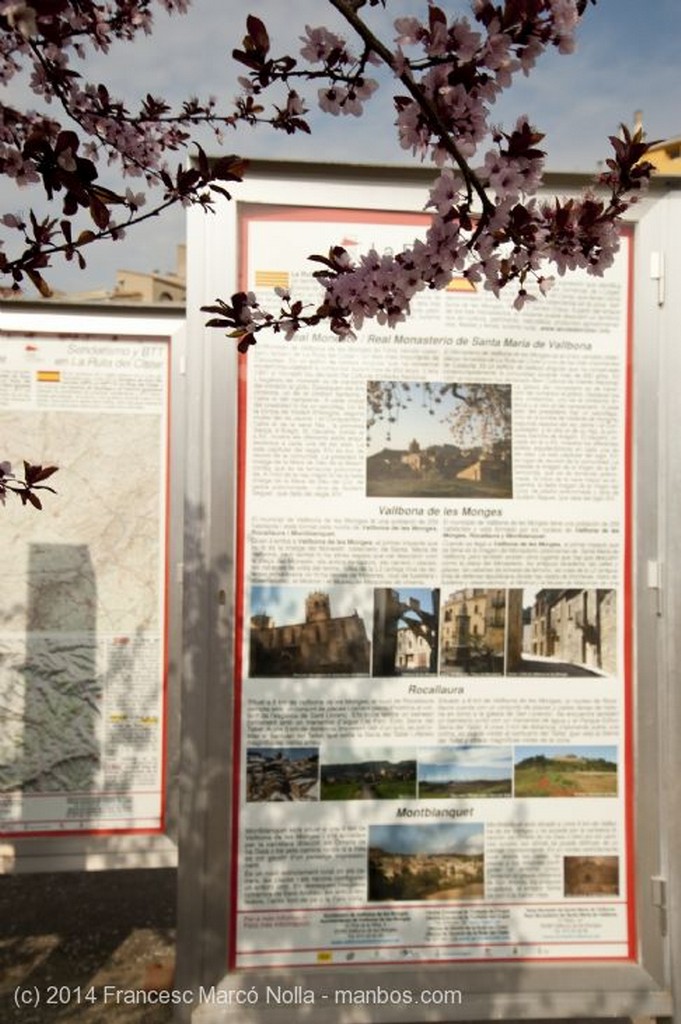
[506,588,617,676]
[564,855,620,897]
[440,588,507,675]
[366,381,512,499]
[372,587,439,676]
[249,586,371,677]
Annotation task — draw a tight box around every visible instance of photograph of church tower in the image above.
[249,585,372,677]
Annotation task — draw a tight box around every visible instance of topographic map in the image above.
[0,406,165,804]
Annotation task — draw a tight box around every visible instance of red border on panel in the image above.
[230,206,637,969]
[0,332,172,840]
[622,225,637,959]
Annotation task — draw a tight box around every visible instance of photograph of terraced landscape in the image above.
[514,745,618,798]
[418,745,513,798]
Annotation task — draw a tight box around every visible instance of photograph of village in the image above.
[366,381,512,499]
[368,823,485,902]
[514,745,618,798]
[249,585,372,677]
[372,586,439,676]
[440,587,507,675]
[563,855,620,897]
[418,745,513,798]
[246,747,319,802]
[320,745,417,800]
[506,588,617,676]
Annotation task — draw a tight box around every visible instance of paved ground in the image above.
[0,868,176,1023]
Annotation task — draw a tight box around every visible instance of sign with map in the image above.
[0,332,170,835]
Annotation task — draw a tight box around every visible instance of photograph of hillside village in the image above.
[368,823,485,902]
[366,381,512,499]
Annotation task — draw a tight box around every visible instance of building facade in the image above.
[440,588,506,674]
[250,591,371,677]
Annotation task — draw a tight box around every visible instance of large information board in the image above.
[230,203,634,968]
[0,323,171,838]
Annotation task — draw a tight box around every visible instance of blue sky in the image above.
[514,744,618,765]
[368,382,467,455]
[419,745,513,783]
[323,744,418,764]
[250,584,372,627]
[3,0,681,293]
[393,587,437,620]
[370,822,484,855]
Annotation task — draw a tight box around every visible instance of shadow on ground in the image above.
[0,868,176,1023]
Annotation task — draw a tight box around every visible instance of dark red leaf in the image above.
[89,196,110,229]
[246,15,270,52]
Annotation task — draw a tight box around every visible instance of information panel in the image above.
[0,332,170,835]
[232,206,634,968]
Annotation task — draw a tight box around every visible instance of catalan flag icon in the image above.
[36,370,61,383]
[446,276,477,292]
[255,269,290,290]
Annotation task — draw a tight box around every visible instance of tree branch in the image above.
[327,0,494,214]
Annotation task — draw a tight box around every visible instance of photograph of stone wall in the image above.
[246,747,319,802]
[564,856,620,896]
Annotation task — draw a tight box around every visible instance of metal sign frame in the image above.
[178,161,680,1022]
[0,304,185,873]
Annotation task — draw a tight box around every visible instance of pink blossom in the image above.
[396,102,430,157]
[300,25,346,63]
[318,86,347,116]
[3,1,37,39]
[285,90,306,116]
[548,0,577,39]
[342,78,378,116]
[393,17,423,46]
[450,18,481,63]
[425,169,464,216]
[483,151,526,196]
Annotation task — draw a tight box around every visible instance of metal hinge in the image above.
[651,875,667,911]
[647,559,663,617]
[650,252,665,306]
